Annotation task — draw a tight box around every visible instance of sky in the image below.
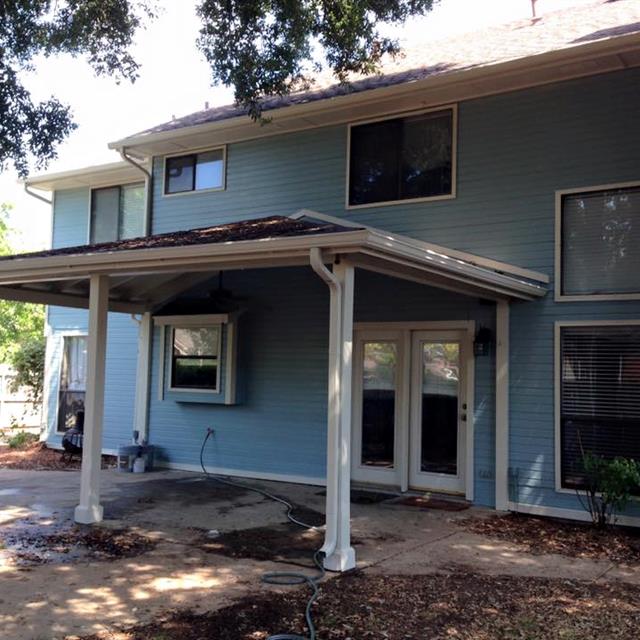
[0,0,597,252]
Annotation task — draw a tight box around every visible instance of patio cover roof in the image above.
[0,213,547,313]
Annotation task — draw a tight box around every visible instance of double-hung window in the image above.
[164,148,225,195]
[348,107,455,207]
[170,325,221,391]
[557,184,640,299]
[90,183,145,244]
[558,323,640,489]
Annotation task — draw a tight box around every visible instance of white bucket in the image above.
[132,456,146,473]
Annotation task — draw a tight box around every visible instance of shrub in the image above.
[7,430,38,449]
[9,335,45,404]
[578,453,640,528]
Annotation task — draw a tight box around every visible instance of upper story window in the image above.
[348,107,455,208]
[164,148,225,195]
[90,183,145,244]
[558,183,640,299]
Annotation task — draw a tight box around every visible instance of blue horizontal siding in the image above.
[45,67,640,517]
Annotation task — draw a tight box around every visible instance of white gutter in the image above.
[23,183,52,205]
[309,247,340,561]
[119,147,153,236]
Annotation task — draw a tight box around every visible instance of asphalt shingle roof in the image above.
[131,0,640,138]
[1,216,360,261]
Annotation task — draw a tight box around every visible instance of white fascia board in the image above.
[363,231,547,299]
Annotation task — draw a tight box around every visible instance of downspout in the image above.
[310,247,341,561]
[119,147,152,236]
[24,183,52,205]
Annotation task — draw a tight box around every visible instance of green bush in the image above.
[7,430,38,449]
[579,453,640,528]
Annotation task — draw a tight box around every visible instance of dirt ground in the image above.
[0,441,115,471]
[1,466,639,640]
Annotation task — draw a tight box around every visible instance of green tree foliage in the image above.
[10,335,45,404]
[197,0,436,119]
[1,0,155,177]
[0,205,44,361]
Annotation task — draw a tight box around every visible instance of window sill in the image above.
[346,191,456,210]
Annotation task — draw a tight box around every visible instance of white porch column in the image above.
[495,299,510,511]
[133,312,152,442]
[74,275,110,524]
[324,261,356,572]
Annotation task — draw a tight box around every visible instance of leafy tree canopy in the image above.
[2,1,435,174]
[1,0,155,177]
[197,0,436,119]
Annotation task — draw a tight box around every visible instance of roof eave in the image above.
[108,32,640,156]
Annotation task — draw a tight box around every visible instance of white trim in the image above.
[507,501,640,528]
[153,313,230,326]
[156,459,326,487]
[133,313,152,442]
[26,161,147,192]
[224,318,238,404]
[555,180,640,301]
[495,300,509,510]
[167,324,223,394]
[157,325,166,401]
[355,320,476,332]
[161,145,227,197]
[345,105,457,210]
[554,318,640,494]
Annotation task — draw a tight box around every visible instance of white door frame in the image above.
[353,321,475,501]
[409,329,470,494]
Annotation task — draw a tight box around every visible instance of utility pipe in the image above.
[309,246,341,563]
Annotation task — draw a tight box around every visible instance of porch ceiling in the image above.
[0,214,547,312]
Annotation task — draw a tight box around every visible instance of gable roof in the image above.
[117,0,640,144]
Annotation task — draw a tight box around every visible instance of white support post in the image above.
[133,312,152,442]
[324,261,356,572]
[495,299,510,511]
[74,275,110,524]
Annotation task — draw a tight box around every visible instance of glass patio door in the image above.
[409,331,466,493]
[352,330,405,486]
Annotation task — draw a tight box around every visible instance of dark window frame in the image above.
[347,106,456,208]
[90,182,145,244]
[169,325,221,392]
[163,147,226,195]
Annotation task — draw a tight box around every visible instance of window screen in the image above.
[561,186,640,296]
[171,326,220,390]
[349,109,453,206]
[560,324,640,488]
[90,183,145,244]
[165,149,225,194]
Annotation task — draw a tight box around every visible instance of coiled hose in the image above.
[200,429,325,640]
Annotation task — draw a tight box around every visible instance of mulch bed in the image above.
[0,442,116,471]
[78,570,640,639]
[461,512,640,564]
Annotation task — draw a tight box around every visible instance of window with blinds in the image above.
[560,185,640,296]
[559,324,640,488]
[90,183,145,244]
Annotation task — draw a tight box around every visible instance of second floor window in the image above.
[164,148,225,194]
[348,107,454,207]
[90,183,145,244]
[559,184,640,298]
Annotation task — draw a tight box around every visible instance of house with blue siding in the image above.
[9,0,640,571]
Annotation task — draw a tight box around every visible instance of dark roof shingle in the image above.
[1,216,360,262]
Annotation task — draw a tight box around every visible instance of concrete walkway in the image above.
[0,468,638,639]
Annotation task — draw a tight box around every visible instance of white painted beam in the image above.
[495,300,510,511]
[74,275,110,524]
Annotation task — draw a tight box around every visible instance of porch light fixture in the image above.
[474,326,492,356]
